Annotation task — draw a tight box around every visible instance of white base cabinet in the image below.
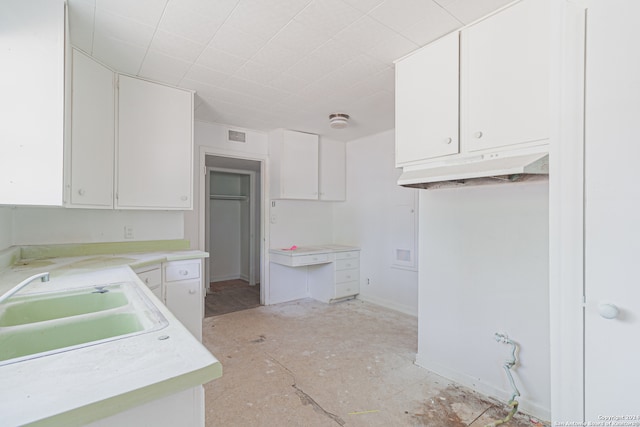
[134,263,163,301]
[163,259,203,341]
[86,386,204,427]
[269,246,360,305]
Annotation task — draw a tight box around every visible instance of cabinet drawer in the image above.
[136,267,162,288]
[335,251,359,260]
[164,262,200,282]
[336,269,359,284]
[335,258,359,271]
[291,253,330,266]
[335,282,359,299]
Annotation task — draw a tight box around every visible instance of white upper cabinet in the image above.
[395,32,460,166]
[461,0,549,152]
[269,130,346,201]
[394,0,549,168]
[270,130,319,200]
[68,49,115,208]
[319,139,346,201]
[0,0,66,206]
[116,75,194,210]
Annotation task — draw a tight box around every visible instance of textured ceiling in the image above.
[67,0,513,141]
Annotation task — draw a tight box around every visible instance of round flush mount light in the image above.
[329,113,350,129]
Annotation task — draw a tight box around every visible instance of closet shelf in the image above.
[210,194,248,201]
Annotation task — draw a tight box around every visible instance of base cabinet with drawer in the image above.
[163,259,203,341]
[134,264,163,301]
[308,250,360,303]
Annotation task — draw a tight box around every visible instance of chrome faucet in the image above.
[0,272,50,304]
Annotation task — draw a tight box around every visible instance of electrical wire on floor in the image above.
[484,333,520,427]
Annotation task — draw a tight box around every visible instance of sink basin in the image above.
[0,313,144,362]
[0,287,129,326]
[0,282,168,366]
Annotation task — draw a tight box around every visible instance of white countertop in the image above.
[0,249,220,426]
[269,244,359,257]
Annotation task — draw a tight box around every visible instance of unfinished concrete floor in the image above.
[201,298,547,427]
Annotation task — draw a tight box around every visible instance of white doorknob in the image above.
[598,303,620,319]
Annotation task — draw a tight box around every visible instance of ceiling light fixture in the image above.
[329,113,350,129]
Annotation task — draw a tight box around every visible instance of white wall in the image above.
[269,200,333,249]
[11,208,183,245]
[185,120,268,251]
[417,181,550,419]
[0,207,13,250]
[333,130,419,316]
[210,199,241,281]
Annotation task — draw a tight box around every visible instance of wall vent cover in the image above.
[228,129,247,143]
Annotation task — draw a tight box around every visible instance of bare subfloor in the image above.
[205,280,260,317]
[201,299,547,427]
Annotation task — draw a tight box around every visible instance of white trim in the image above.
[356,294,417,317]
[197,146,270,306]
[206,167,257,287]
[549,0,586,421]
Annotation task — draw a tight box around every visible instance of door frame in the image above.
[206,167,257,286]
[198,146,269,305]
[549,0,588,421]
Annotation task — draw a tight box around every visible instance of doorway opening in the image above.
[203,156,262,317]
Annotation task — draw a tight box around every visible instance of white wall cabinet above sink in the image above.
[66,53,194,211]
[117,75,194,210]
[269,129,346,201]
[68,49,115,208]
[395,0,549,168]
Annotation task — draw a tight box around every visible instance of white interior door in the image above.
[584,0,640,418]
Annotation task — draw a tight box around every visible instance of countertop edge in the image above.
[25,363,223,427]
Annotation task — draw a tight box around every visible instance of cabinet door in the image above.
[319,139,345,201]
[462,0,549,152]
[395,31,459,166]
[0,0,65,206]
[69,49,114,208]
[117,75,193,209]
[280,130,318,199]
[165,279,202,340]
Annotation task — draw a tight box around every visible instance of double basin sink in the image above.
[0,282,168,366]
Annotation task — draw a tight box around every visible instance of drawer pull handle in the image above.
[189,289,196,295]
[179,270,188,276]
[144,278,149,284]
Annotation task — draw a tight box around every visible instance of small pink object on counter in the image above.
[282,245,298,251]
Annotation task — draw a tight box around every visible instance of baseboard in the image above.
[414,354,550,422]
[356,294,417,317]
[211,274,241,282]
[240,273,249,282]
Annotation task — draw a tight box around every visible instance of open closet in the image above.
[204,155,262,317]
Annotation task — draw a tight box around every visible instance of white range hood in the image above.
[398,151,549,189]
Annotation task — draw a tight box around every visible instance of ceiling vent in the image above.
[228,129,247,143]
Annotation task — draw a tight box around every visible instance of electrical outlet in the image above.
[124,226,134,239]
[270,214,277,224]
